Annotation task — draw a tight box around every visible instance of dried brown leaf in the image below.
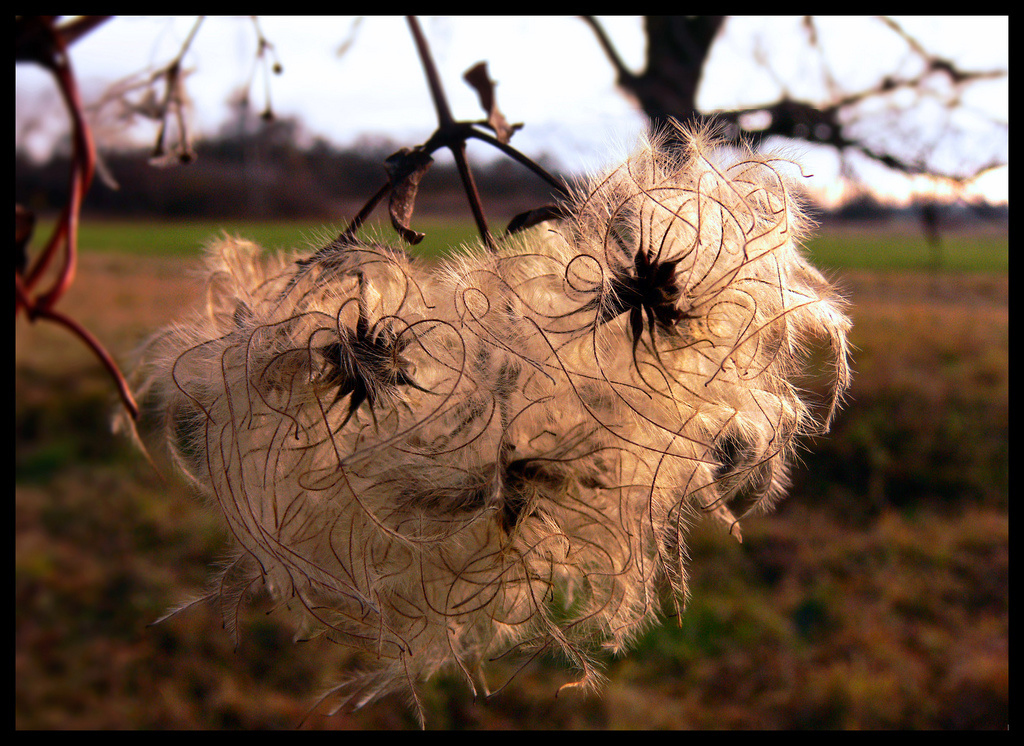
[463,61,521,144]
[384,148,433,245]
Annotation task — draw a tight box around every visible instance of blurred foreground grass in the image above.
[16,227,1007,729]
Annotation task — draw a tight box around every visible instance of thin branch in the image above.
[579,15,636,87]
[407,16,455,129]
[337,16,571,253]
[337,182,392,245]
[38,306,140,420]
[16,16,138,420]
[466,128,569,197]
[407,16,493,248]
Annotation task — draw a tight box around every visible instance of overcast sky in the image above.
[15,16,1009,205]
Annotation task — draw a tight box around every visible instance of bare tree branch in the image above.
[584,15,1007,184]
[583,15,725,131]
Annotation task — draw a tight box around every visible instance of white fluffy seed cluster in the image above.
[125,125,850,722]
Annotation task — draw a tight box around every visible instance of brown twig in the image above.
[337,16,570,254]
[407,15,493,249]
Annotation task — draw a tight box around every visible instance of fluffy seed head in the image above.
[123,123,851,723]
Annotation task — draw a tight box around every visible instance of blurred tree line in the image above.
[17,110,1007,226]
[15,105,562,221]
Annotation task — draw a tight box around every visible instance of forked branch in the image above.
[336,16,570,252]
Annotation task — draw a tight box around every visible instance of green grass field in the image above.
[45,216,484,262]
[16,217,1007,729]
[36,215,1009,273]
[803,225,1008,273]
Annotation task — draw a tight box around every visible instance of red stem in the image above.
[16,17,137,420]
[38,306,140,420]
